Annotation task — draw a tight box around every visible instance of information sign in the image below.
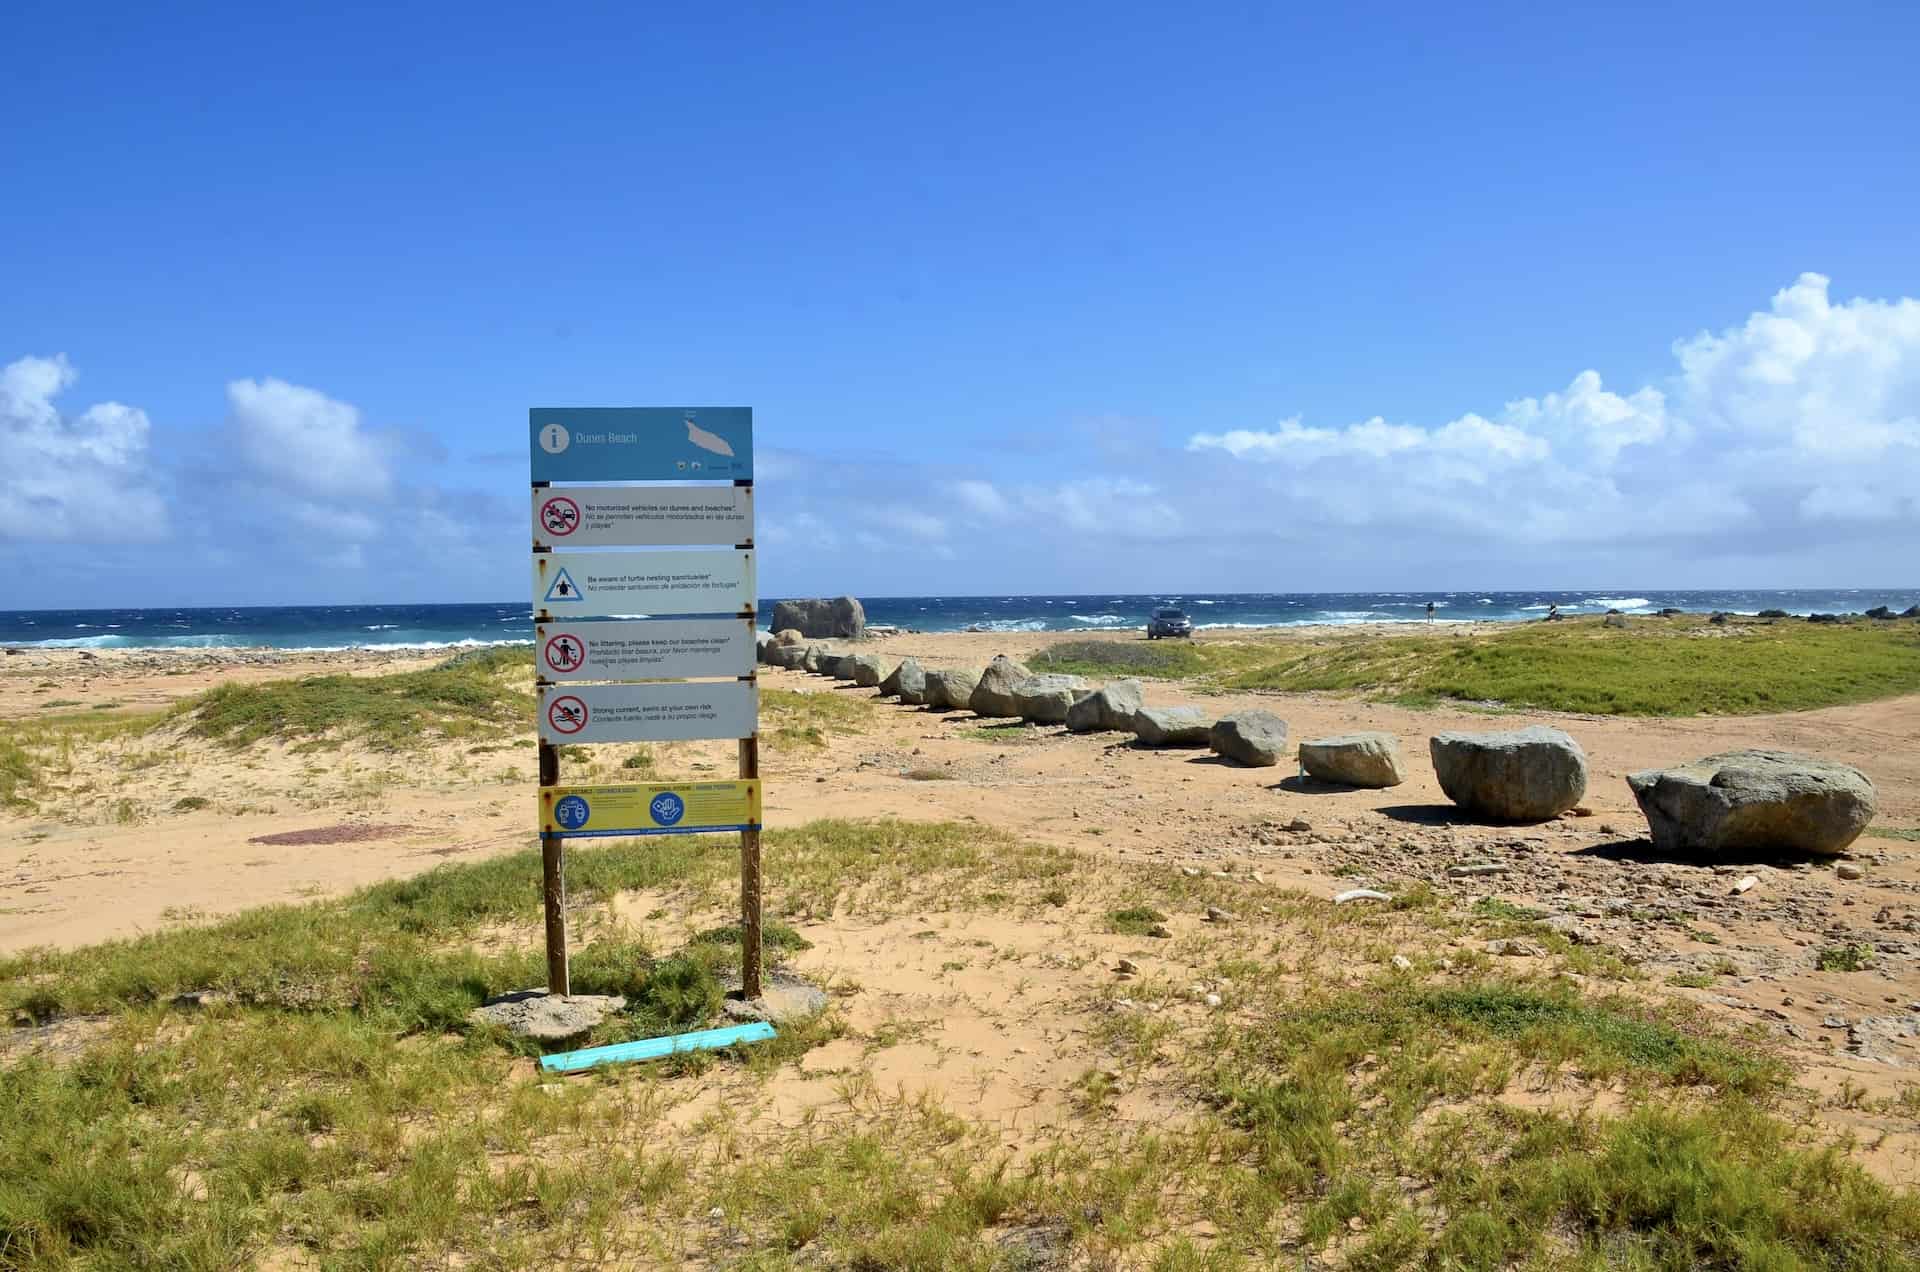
[537,681,758,744]
[530,407,753,482]
[540,780,762,838]
[532,549,754,619]
[532,485,753,549]
[536,618,754,682]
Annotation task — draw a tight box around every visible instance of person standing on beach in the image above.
[1425,601,1436,621]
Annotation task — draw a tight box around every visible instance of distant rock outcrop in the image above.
[1298,732,1405,788]
[771,597,867,640]
[1430,726,1588,822]
[1626,750,1877,858]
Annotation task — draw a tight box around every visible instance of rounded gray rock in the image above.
[1626,750,1877,858]
[1209,710,1289,767]
[1010,674,1093,724]
[1066,679,1145,733]
[850,653,891,688]
[924,666,984,710]
[1430,726,1588,821]
[880,656,927,702]
[969,654,1036,718]
[1133,705,1214,747]
[1298,732,1405,788]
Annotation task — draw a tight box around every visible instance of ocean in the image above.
[0,590,1914,651]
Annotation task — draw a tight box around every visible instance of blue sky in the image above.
[4,1,1918,606]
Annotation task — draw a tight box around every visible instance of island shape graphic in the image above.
[686,420,735,458]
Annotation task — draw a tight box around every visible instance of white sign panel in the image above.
[532,486,753,549]
[533,549,755,619]
[536,619,755,682]
[539,681,758,744]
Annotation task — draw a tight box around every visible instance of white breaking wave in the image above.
[1070,613,1127,624]
[1586,596,1653,610]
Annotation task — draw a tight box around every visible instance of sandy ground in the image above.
[5,629,1920,1182]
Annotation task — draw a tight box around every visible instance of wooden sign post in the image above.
[529,407,760,999]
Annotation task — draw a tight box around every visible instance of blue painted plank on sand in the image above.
[538,1020,777,1073]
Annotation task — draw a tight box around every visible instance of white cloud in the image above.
[228,377,393,500]
[1183,274,1920,553]
[0,355,169,543]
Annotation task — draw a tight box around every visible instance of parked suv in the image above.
[1147,606,1193,639]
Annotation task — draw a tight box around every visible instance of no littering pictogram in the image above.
[540,496,580,537]
[547,695,588,735]
[543,632,586,674]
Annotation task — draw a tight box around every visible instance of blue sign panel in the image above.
[529,407,753,482]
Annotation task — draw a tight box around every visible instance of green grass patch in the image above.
[762,687,873,748]
[0,739,31,808]
[1866,826,1920,842]
[1029,639,1259,679]
[168,648,532,750]
[1817,942,1875,972]
[1222,615,1920,715]
[1107,906,1167,936]
[1472,897,1547,922]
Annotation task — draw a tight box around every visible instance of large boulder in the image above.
[924,667,983,710]
[969,655,1036,718]
[755,631,777,663]
[1626,750,1877,858]
[881,657,927,703]
[825,654,860,682]
[775,628,806,647]
[800,644,832,673]
[850,654,892,688]
[1066,679,1145,733]
[1298,732,1404,788]
[1133,706,1214,747]
[771,597,867,640]
[1430,727,1588,821]
[1209,710,1289,767]
[1010,674,1093,724]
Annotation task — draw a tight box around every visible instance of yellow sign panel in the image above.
[540,781,760,838]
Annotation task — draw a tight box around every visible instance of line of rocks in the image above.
[759,635,1883,858]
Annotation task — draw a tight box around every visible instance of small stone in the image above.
[469,989,627,1043]
[1836,863,1865,881]
[1249,871,1267,884]
[1486,938,1543,957]
[1286,818,1312,832]
[1732,875,1759,895]
[1146,924,1172,939]
[1334,888,1392,904]
[1823,1015,1849,1029]
[709,1206,726,1220]
[1203,992,1223,1008]
[1391,955,1413,972]
[1114,958,1140,975]
[1205,906,1236,924]
[1181,866,1202,877]
[1447,862,1509,878]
